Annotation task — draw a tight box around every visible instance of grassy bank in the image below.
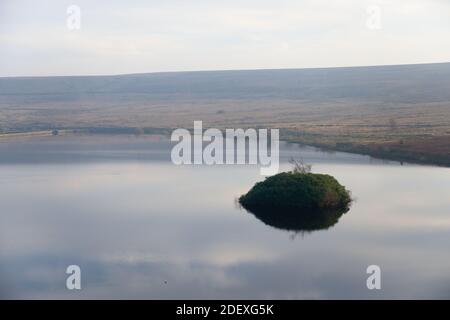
[1,126,448,167]
[282,129,450,167]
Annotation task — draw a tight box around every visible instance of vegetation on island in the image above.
[239,159,352,232]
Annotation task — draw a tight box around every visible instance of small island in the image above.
[239,160,352,232]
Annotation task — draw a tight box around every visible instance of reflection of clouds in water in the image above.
[324,164,450,232]
[98,244,279,269]
[0,252,367,299]
[0,139,450,298]
[4,248,449,299]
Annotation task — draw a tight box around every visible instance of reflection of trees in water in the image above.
[241,205,350,236]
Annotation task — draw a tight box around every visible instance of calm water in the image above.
[0,135,450,299]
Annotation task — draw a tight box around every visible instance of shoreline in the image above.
[282,137,450,168]
[0,128,448,168]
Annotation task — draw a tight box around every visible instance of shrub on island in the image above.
[239,165,352,232]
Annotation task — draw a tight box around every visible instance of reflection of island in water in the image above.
[241,206,350,233]
[238,168,353,235]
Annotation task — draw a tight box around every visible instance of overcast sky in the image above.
[1,0,449,77]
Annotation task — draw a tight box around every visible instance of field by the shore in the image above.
[1,63,449,166]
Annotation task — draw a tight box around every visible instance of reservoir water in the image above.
[0,135,449,299]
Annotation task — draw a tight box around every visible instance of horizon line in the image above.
[1,60,450,79]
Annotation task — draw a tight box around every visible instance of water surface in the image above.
[0,135,449,299]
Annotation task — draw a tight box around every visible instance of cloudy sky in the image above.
[0,0,449,77]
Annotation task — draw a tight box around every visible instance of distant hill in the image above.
[1,62,450,166]
[1,62,450,103]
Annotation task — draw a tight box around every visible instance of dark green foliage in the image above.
[239,172,352,212]
[245,206,348,232]
[239,171,352,232]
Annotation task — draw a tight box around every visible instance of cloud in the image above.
[0,0,449,76]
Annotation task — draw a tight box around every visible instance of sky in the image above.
[0,0,449,77]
